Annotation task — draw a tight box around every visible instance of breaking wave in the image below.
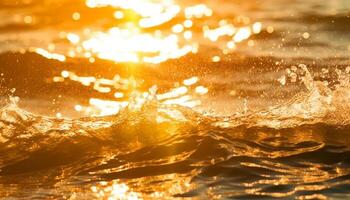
[1,64,350,199]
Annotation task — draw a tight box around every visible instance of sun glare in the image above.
[41,0,265,116]
[28,0,266,117]
[28,0,261,64]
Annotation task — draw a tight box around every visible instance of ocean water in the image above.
[0,0,350,199]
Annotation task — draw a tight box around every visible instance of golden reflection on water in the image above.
[80,26,196,64]
[54,70,208,117]
[34,0,262,64]
[91,180,141,200]
[90,174,196,200]
[34,48,66,62]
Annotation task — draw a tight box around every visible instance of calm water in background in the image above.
[0,0,350,199]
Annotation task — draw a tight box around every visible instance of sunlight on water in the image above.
[88,174,198,200]
[91,181,141,200]
[80,26,196,64]
[86,0,178,20]
[18,0,264,64]
[34,48,66,62]
[3,0,350,199]
[24,0,263,119]
[54,70,207,117]
[28,0,262,64]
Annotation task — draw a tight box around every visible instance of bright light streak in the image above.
[185,4,212,18]
[183,77,198,86]
[67,33,80,44]
[233,27,251,42]
[35,48,66,62]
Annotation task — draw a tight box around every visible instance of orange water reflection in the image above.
[91,180,141,200]
[54,71,208,117]
[90,174,197,199]
[40,0,264,117]
[35,0,262,64]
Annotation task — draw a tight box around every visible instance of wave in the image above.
[0,64,350,198]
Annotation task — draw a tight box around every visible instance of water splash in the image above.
[230,64,350,129]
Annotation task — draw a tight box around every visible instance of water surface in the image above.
[0,0,350,199]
